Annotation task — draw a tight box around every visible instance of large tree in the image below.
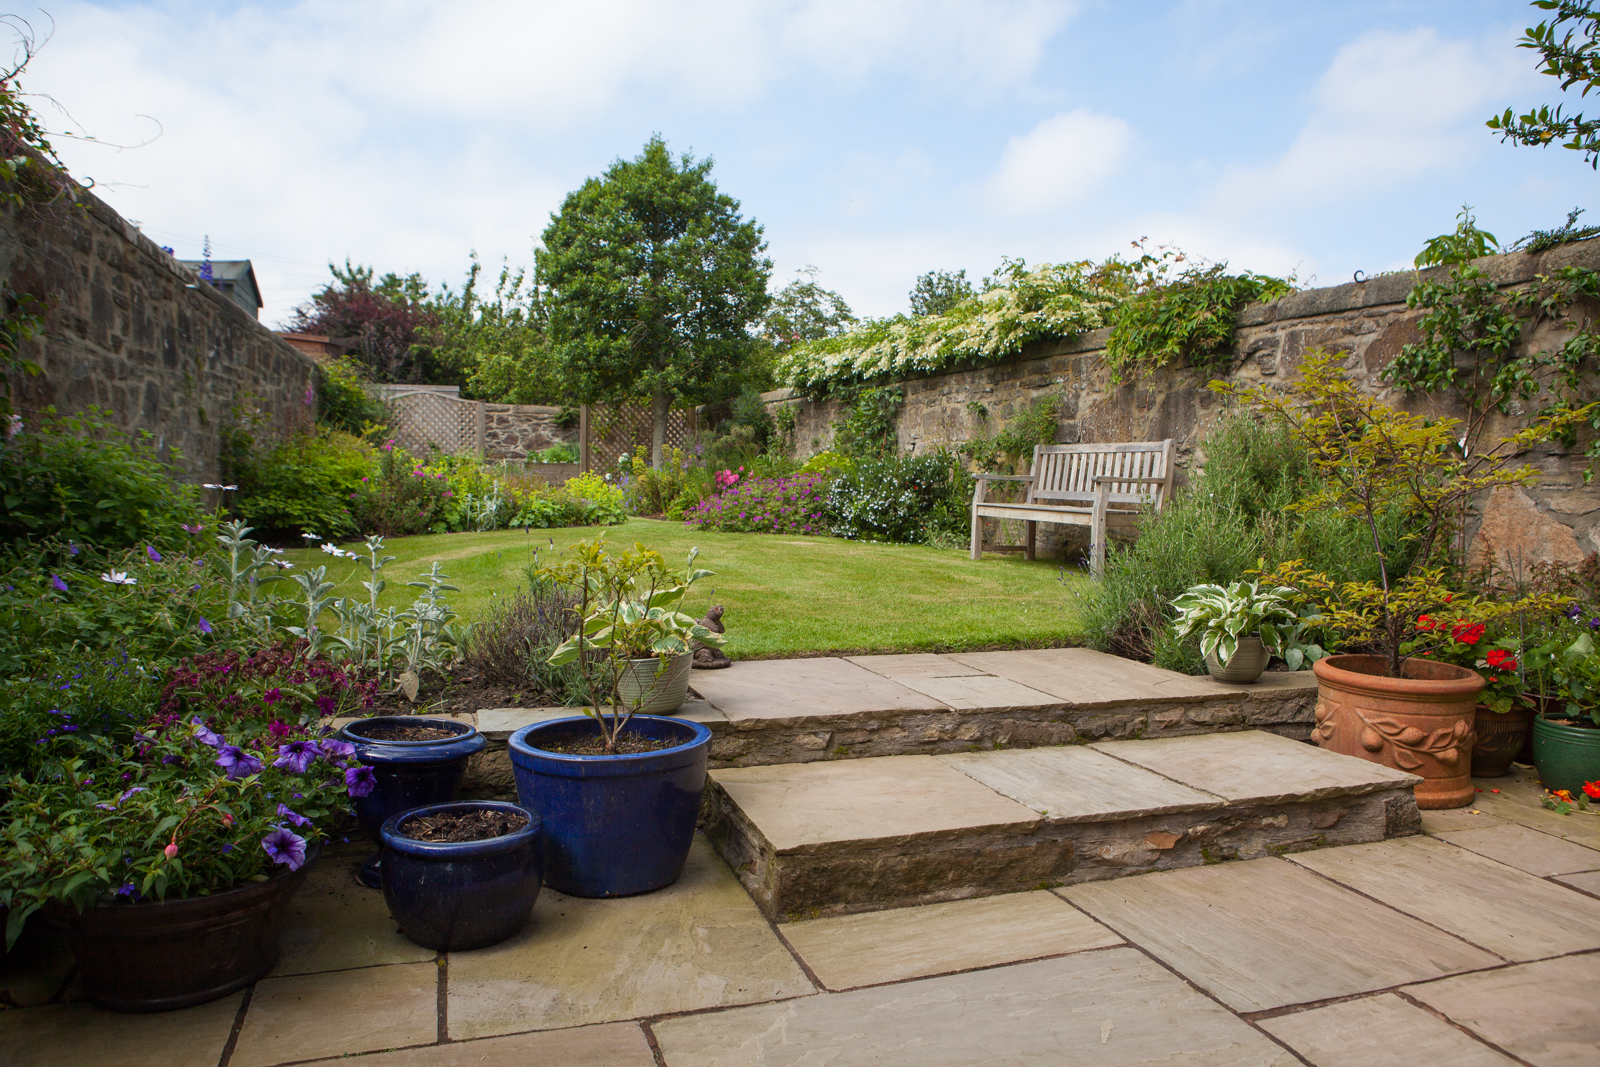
[287,262,447,384]
[539,137,771,465]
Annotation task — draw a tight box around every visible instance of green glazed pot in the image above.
[1531,713,1600,796]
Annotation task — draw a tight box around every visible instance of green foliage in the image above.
[449,255,564,405]
[832,386,904,459]
[531,442,578,463]
[348,442,450,537]
[0,409,203,551]
[1170,580,1320,669]
[1105,259,1293,384]
[234,430,373,539]
[1512,206,1600,253]
[510,472,626,529]
[961,395,1060,473]
[909,269,976,318]
[0,288,44,423]
[0,36,74,215]
[1488,1,1600,168]
[825,451,972,545]
[539,137,772,460]
[618,447,694,517]
[315,359,388,437]
[0,652,158,784]
[761,267,856,353]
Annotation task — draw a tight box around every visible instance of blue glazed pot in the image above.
[379,801,542,951]
[508,715,711,898]
[338,716,487,888]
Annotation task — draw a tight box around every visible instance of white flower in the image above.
[319,543,340,555]
[201,483,239,491]
[300,532,319,540]
[100,570,137,586]
[272,560,295,570]
[4,414,22,439]
[266,547,285,555]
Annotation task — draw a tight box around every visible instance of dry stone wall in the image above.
[1,191,317,485]
[765,242,1600,566]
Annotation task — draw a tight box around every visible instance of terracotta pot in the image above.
[1204,634,1270,684]
[1472,702,1533,778]
[1312,654,1484,809]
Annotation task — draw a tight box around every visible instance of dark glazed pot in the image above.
[339,716,487,887]
[1472,702,1534,778]
[1532,713,1600,796]
[508,715,711,898]
[379,801,542,951]
[49,844,318,1012]
[1312,654,1484,809]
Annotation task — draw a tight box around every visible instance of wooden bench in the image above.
[969,440,1176,578]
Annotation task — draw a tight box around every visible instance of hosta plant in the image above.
[1170,580,1322,669]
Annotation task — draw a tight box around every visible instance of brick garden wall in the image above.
[764,242,1600,566]
[1,190,318,487]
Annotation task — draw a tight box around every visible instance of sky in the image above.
[15,0,1600,326]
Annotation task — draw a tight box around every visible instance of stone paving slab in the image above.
[1465,768,1600,850]
[1093,729,1418,804]
[1402,953,1600,1067]
[847,653,1064,710]
[937,745,1225,821]
[0,991,243,1067]
[651,948,1296,1067]
[337,1023,657,1066]
[1061,858,1501,1012]
[231,961,439,1067]
[688,657,948,722]
[1434,823,1600,877]
[777,890,1123,990]
[1557,870,1600,896]
[947,647,1232,705]
[1290,836,1600,961]
[709,755,1039,854]
[275,841,434,976]
[1421,807,1507,834]
[1258,993,1518,1067]
[447,835,813,1040]
[0,918,75,1008]
[845,653,989,679]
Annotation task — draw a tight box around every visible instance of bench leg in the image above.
[1025,520,1036,561]
[970,507,982,561]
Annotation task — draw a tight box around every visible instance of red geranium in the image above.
[1485,649,1518,671]
[1584,781,1600,800]
[1451,622,1486,645]
[1416,614,1437,631]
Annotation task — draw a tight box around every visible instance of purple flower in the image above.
[50,574,68,593]
[273,740,320,774]
[344,764,377,797]
[146,545,162,562]
[68,542,79,556]
[215,745,264,780]
[261,827,308,870]
[314,695,337,716]
[197,616,213,634]
[118,786,146,802]
[181,523,205,535]
[190,717,224,748]
[320,738,355,760]
[116,882,137,898]
[263,688,281,704]
[222,842,234,853]
[276,802,312,827]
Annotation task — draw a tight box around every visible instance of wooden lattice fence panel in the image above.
[585,399,692,472]
[386,390,479,457]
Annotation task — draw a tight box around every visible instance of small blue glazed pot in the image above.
[508,715,711,898]
[338,716,487,887]
[379,801,542,952]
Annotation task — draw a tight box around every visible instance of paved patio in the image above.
[2,764,1597,1066]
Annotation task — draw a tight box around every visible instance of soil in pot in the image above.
[531,726,678,755]
[361,723,460,742]
[400,808,529,842]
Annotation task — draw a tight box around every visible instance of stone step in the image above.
[702,730,1421,921]
[470,649,1321,790]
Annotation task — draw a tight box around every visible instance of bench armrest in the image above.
[974,473,1034,482]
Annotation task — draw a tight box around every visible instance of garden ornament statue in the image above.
[692,604,731,669]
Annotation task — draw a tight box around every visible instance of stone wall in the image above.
[484,403,575,459]
[1,191,318,485]
[765,241,1600,566]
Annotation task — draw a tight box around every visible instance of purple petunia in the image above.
[146,545,162,562]
[118,786,146,802]
[277,802,312,827]
[320,739,355,760]
[272,740,320,774]
[215,745,264,780]
[50,574,68,593]
[191,716,224,748]
[344,764,377,797]
[261,827,307,871]
[197,616,213,634]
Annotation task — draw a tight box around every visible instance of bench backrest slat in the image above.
[1026,440,1175,508]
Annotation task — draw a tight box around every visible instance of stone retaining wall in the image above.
[1,191,318,484]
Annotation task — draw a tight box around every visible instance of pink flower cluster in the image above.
[684,473,829,535]
[713,467,744,492]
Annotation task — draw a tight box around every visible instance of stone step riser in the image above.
[705,783,1418,921]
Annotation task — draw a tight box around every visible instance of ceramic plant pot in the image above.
[508,715,710,897]
[1312,654,1484,809]
[1531,713,1600,796]
[338,716,487,887]
[1204,634,1270,684]
[379,801,542,952]
[51,844,318,1012]
[1471,702,1534,778]
[614,652,693,714]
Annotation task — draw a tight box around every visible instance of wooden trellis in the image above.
[579,399,695,473]
[384,389,485,457]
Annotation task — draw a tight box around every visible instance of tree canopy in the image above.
[1488,0,1600,168]
[287,262,446,384]
[538,136,771,465]
[909,269,975,318]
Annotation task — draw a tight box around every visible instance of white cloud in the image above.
[988,108,1132,214]
[1212,27,1533,211]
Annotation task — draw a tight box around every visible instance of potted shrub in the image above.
[1216,351,1576,808]
[378,800,542,951]
[508,538,725,897]
[0,713,366,1011]
[1465,638,1534,778]
[1170,580,1323,683]
[337,716,487,888]
[1529,631,1600,795]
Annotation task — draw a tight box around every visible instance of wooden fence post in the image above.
[475,400,487,457]
[579,405,590,473]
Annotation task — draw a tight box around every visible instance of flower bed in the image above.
[682,473,829,535]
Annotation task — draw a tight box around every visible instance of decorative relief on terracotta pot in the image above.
[1353,711,1472,771]
[1313,700,1336,745]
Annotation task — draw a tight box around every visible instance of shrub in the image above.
[619,448,693,517]
[462,576,594,704]
[316,358,389,436]
[0,409,203,552]
[508,472,625,529]
[683,473,829,534]
[349,442,450,536]
[825,451,971,544]
[531,441,578,463]
[234,430,373,539]
[0,650,159,784]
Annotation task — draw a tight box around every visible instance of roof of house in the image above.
[178,259,263,310]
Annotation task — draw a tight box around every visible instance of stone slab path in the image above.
[705,729,1420,918]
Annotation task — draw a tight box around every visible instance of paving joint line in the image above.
[805,939,1130,995]
[640,1019,669,1067]
[436,951,449,1044]
[215,985,252,1067]
[1389,987,1538,1067]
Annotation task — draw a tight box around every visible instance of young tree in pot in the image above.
[507,538,725,897]
[1215,350,1580,808]
[1170,580,1323,683]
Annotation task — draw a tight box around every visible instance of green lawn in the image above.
[282,519,1092,659]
